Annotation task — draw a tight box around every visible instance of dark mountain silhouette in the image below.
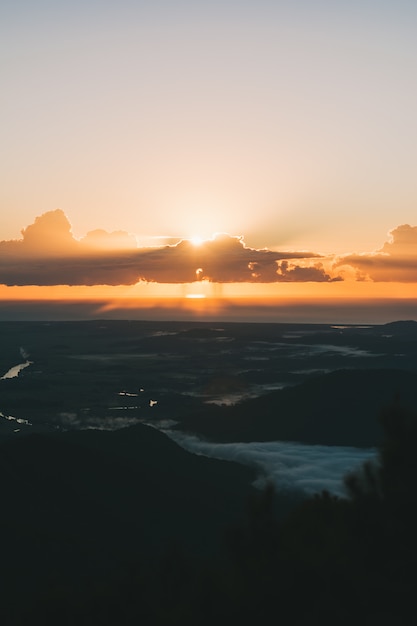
[176,368,417,446]
[0,423,255,612]
[383,319,417,335]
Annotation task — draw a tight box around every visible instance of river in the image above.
[1,360,32,380]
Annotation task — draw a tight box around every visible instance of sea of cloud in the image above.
[166,430,377,498]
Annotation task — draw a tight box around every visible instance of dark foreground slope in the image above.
[176,368,417,446]
[3,405,417,625]
[0,423,255,614]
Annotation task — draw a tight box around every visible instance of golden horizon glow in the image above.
[185,294,206,299]
[1,280,417,301]
[0,280,416,324]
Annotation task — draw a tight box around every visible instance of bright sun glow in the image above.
[190,236,204,246]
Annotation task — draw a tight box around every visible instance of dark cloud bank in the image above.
[0,210,337,286]
[1,211,416,286]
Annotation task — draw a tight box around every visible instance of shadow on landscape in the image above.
[1,397,417,624]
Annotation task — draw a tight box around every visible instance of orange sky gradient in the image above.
[2,1,417,323]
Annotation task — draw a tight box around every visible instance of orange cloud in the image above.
[0,210,341,286]
[20,209,77,255]
[336,224,417,282]
[276,260,342,283]
[80,229,137,250]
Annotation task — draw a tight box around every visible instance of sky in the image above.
[1,0,417,322]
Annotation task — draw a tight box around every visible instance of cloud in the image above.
[0,210,141,285]
[276,260,342,283]
[165,430,376,498]
[21,209,78,254]
[0,211,341,286]
[138,234,335,284]
[336,224,417,282]
[80,229,137,250]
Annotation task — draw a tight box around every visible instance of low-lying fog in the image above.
[166,430,376,498]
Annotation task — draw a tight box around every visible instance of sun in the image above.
[189,236,204,247]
